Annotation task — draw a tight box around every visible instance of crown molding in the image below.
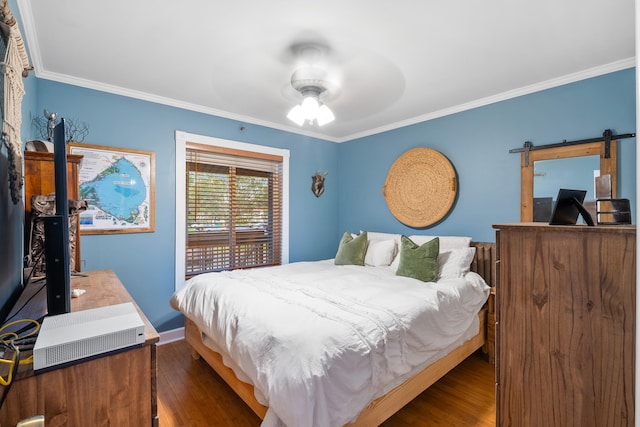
[340,57,636,143]
[35,57,634,145]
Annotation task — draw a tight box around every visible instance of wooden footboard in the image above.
[346,307,487,426]
[184,241,496,426]
[185,308,486,426]
[185,317,268,419]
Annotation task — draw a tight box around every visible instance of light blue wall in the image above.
[337,69,636,242]
[32,80,339,331]
[10,0,635,334]
[28,70,636,333]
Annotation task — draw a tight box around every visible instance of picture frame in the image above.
[68,142,155,234]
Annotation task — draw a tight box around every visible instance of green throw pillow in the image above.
[396,235,439,282]
[334,231,368,266]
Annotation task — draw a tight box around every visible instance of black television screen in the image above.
[0,139,24,324]
[44,119,71,315]
[549,188,594,226]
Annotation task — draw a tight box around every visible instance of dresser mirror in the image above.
[520,140,617,221]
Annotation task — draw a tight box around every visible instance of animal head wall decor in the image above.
[311,170,328,197]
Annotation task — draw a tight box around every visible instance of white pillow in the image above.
[438,247,476,279]
[408,235,472,252]
[363,231,402,246]
[364,239,397,267]
[390,235,473,271]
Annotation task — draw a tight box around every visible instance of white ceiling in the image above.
[17,0,635,143]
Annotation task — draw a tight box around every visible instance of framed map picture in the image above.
[68,142,155,234]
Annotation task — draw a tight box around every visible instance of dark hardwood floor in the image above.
[157,340,496,427]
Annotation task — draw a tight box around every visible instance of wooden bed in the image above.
[184,241,496,427]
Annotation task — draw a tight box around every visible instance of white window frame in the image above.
[175,131,290,291]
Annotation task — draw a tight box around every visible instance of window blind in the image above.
[185,144,282,277]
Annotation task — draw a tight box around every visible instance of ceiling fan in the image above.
[285,43,339,127]
[281,37,404,128]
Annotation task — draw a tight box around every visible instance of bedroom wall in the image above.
[337,68,636,242]
[27,69,636,333]
[30,80,339,331]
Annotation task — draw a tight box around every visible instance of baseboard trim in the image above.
[158,327,185,345]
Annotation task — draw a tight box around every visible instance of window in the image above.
[175,132,289,288]
[185,144,282,276]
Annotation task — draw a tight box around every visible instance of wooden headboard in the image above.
[471,241,497,364]
[470,241,496,287]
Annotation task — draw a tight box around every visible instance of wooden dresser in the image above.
[493,223,635,427]
[0,270,160,426]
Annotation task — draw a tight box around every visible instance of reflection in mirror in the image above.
[533,156,600,222]
[519,140,617,222]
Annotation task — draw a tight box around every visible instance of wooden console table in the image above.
[0,270,160,426]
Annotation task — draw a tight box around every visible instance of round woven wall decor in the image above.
[382,147,457,227]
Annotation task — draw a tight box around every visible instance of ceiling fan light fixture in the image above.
[300,93,320,119]
[288,95,334,127]
[287,67,336,127]
[286,104,305,126]
[316,104,335,126]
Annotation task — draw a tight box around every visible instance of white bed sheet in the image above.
[171,260,490,427]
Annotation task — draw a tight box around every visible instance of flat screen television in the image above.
[44,119,71,315]
[549,188,595,226]
[0,138,24,324]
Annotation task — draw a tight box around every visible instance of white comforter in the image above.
[171,260,490,427]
